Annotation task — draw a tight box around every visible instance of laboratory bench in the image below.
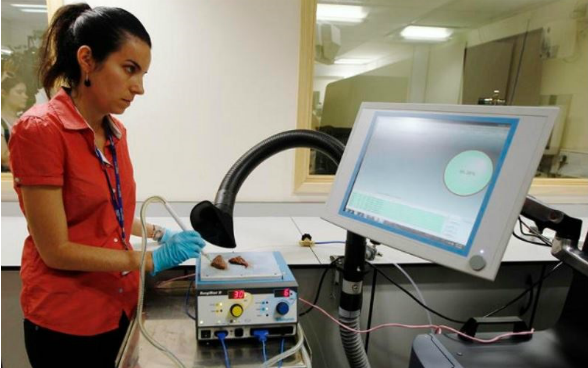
[2,215,586,368]
[4,216,585,268]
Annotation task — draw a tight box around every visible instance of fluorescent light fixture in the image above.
[401,26,452,41]
[1,48,13,55]
[317,4,367,23]
[11,4,47,9]
[20,8,48,13]
[11,3,47,13]
[334,58,371,65]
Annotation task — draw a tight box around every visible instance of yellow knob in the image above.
[230,304,244,318]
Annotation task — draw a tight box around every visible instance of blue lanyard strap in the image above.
[94,128,128,250]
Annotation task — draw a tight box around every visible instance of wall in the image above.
[313,77,341,107]
[320,75,408,129]
[541,24,588,153]
[63,0,308,202]
[314,56,413,131]
[465,0,588,155]
[422,0,587,153]
[424,38,466,104]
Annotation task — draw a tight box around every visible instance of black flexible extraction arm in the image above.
[190,129,371,368]
[190,129,345,247]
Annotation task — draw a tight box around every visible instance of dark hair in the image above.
[38,3,151,97]
[1,72,26,94]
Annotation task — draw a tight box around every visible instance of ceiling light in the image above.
[19,9,48,13]
[317,4,367,24]
[334,58,371,65]
[11,4,47,13]
[11,4,47,9]
[401,26,452,41]
[1,48,13,55]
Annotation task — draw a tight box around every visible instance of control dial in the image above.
[276,302,289,315]
[230,304,244,318]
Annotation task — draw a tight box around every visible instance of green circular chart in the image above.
[444,150,493,196]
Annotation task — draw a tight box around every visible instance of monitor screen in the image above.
[341,112,515,256]
[324,103,558,280]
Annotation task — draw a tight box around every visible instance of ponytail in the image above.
[38,3,91,98]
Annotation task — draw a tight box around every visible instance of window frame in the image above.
[292,0,588,204]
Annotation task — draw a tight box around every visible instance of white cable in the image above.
[519,217,552,246]
[390,262,433,327]
[161,200,211,262]
[163,201,189,231]
[137,195,186,368]
[301,344,312,368]
[262,323,306,368]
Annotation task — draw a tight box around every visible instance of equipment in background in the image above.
[323,102,558,281]
[195,251,298,341]
[320,102,561,367]
[188,110,564,367]
[410,199,586,368]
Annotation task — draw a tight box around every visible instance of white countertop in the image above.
[2,216,586,268]
[290,217,588,265]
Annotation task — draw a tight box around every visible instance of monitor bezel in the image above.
[322,103,558,280]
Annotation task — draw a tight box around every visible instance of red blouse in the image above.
[10,88,139,335]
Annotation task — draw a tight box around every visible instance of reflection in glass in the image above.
[1,0,49,172]
[310,0,588,180]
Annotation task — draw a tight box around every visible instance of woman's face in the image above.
[3,83,28,111]
[88,37,151,115]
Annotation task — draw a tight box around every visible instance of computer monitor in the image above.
[322,103,558,280]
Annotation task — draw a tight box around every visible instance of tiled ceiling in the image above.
[320,0,559,56]
[418,0,558,28]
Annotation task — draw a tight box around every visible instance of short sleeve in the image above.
[9,116,64,186]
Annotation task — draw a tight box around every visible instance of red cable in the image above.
[298,297,534,344]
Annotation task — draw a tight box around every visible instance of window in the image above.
[295,0,588,201]
[1,0,59,199]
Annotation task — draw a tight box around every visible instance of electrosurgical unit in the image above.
[195,251,298,341]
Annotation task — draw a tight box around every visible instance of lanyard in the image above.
[94,128,129,250]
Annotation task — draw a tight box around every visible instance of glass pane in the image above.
[310,0,588,179]
[1,0,49,173]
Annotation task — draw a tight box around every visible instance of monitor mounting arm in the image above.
[521,196,586,276]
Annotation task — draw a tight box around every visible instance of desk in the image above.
[116,287,311,368]
[1,212,581,368]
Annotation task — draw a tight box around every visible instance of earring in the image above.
[84,74,91,87]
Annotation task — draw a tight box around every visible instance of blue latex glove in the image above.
[159,228,180,244]
[151,230,205,275]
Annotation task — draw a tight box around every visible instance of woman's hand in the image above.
[151,230,206,275]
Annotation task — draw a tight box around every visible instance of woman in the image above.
[8,4,206,368]
[1,73,28,171]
